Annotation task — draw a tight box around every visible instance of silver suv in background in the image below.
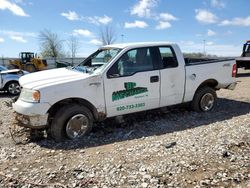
[0,65,29,95]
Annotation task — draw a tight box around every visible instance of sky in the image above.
[0,0,249,57]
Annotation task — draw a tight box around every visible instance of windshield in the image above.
[72,48,121,74]
[0,66,8,71]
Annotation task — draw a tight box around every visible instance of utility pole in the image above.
[1,55,4,66]
[203,40,206,57]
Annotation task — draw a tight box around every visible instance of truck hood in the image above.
[19,68,91,89]
[1,69,29,75]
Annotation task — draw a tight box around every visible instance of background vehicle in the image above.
[56,61,72,68]
[0,65,29,95]
[236,40,250,70]
[13,42,237,141]
[9,52,47,72]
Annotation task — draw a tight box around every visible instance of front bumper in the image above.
[13,99,51,129]
[15,112,48,129]
[13,99,51,116]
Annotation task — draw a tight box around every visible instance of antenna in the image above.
[121,34,124,43]
[203,40,206,56]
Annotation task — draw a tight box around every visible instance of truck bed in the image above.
[185,58,234,66]
[184,58,236,102]
[236,57,250,69]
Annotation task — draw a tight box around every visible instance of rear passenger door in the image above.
[157,46,185,107]
[104,47,160,117]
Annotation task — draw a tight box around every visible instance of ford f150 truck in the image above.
[13,42,237,141]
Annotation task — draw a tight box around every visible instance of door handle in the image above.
[150,76,159,83]
[89,82,101,86]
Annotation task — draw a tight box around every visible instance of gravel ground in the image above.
[0,69,249,188]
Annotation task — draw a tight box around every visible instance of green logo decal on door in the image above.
[112,82,148,101]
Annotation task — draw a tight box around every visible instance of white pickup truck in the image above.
[13,42,237,141]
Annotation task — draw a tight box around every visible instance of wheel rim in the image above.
[66,114,89,139]
[8,83,20,95]
[200,93,215,111]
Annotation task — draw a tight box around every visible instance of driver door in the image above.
[104,47,160,117]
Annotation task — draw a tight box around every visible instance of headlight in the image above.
[19,88,40,103]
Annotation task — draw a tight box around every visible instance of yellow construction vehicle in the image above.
[9,52,47,72]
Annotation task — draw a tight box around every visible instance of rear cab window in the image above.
[158,46,178,68]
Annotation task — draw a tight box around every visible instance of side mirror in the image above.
[108,74,120,78]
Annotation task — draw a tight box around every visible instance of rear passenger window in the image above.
[159,47,178,68]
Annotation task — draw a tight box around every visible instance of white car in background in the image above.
[0,65,29,95]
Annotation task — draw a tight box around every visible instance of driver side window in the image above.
[107,47,154,78]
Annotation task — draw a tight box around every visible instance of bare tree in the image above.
[39,29,64,60]
[99,25,116,45]
[67,36,80,64]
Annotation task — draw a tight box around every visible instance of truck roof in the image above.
[103,42,175,49]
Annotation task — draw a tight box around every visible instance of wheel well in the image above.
[193,79,218,99]
[4,80,19,89]
[47,98,99,121]
[197,79,218,91]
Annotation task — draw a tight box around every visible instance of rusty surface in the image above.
[14,112,48,129]
[97,111,106,121]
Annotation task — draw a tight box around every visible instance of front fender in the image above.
[2,74,20,88]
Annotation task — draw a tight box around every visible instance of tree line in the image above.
[39,28,218,61]
[39,26,116,60]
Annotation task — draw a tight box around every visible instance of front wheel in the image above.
[50,104,93,142]
[5,81,21,95]
[191,87,217,112]
[25,64,36,72]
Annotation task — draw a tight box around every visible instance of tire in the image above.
[191,86,217,112]
[50,104,93,142]
[25,64,36,72]
[5,81,21,95]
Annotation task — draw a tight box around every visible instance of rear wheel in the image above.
[50,104,93,142]
[25,64,36,72]
[5,81,21,95]
[191,86,217,112]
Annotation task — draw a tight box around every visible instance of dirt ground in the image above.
[0,69,249,187]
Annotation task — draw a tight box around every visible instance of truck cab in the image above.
[103,44,185,116]
[20,52,35,64]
